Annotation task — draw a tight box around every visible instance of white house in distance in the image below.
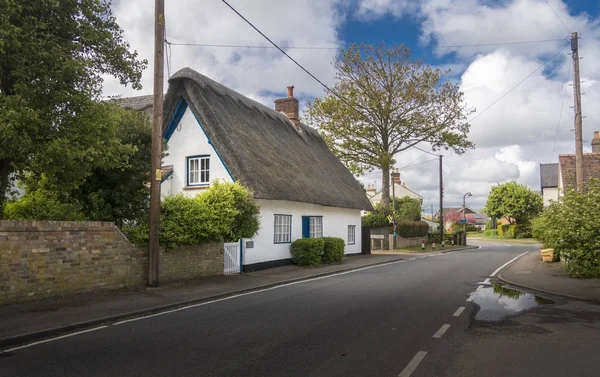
[122,68,372,271]
[539,163,559,206]
[539,130,600,206]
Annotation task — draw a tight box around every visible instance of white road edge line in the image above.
[466,295,474,302]
[398,351,428,377]
[490,251,529,277]
[483,278,491,284]
[112,258,414,325]
[432,324,451,339]
[476,285,483,291]
[453,307,466,317]
[2,326,108,353]
[409,257,417,260]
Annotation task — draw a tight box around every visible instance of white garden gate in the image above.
[224,241,241,275]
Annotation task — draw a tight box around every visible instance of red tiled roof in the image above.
[559,153,600,187]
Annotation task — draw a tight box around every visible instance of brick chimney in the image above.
[275,86,300,129]
[592,131,600,153]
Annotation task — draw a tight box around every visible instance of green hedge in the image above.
[484,229,497,237]
[291,238,324,267]
[532,178,600,278]
[322,237,345,264]
[396,221,429,238]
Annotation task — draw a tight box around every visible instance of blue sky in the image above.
[106,0,600,210]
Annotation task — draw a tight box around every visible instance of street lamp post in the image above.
[462,192,473,238]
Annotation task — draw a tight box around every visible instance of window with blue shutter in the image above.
[302,216,310,238]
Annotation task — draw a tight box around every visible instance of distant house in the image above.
[541,131,600,202]
[436,207,478,231]
[422,218,439,233]
[540,163,559,206]
[362,181,422,217]
[120,68,372,271]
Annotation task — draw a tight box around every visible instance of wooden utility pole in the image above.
[571,31,584,191]
[149,0,165,287]
[438,155,444,245]
[390,169,400,248]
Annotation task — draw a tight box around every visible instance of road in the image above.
[1,242,533,377]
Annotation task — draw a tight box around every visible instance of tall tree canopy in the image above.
[484,181,543,225]
[0,0,147,212]
[306,44,474,208]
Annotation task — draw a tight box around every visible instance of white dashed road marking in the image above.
[453,307,466,317]
[432,324,451,339]
[398,351,428,377]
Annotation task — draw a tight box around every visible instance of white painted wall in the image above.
[542,187,559,206]
[243,199,362,266]
[162,107,233,197]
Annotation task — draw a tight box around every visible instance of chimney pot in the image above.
[287,86,294,98]
[592,130,600,153]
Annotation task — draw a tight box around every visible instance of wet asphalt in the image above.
[1,242,537,377]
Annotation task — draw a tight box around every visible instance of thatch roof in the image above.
[161,68,372,211]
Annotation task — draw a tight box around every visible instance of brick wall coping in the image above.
[0,220,116,232]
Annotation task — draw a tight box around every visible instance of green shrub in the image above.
[465,224,478,232]
[322,237,345,263]
[485,220,493,231]
[497,224,512,238]
[396,221,429,238]
[532,178,600,278]
[361,203,390,227]
[484,229,497,238]
[3,191,86,221]
[291,238,324,267]
[122,181,260,248]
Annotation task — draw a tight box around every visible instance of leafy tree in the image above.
[392,196,422,221]
[3,189,85,221]
[0,0,147,213]
[306,43,474,208]
[484,181,543,226]
[15,107,152,225]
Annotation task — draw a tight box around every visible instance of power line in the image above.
[468,42,569,123]
[412,145,440,157]
[399,152,427,169]
[402,157,439,170]
[543,0,571,33]
[220,0,349,107]
[550,59,572,161]
[164,38,567,51]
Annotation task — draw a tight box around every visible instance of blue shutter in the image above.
[302,216,310,238]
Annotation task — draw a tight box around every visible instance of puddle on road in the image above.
[471,283,554,321]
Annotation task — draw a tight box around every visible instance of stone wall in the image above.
[0,220,223,305]
[394,236,428,249]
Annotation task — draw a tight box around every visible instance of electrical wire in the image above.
[220,0,350,107]
[468,42,569,123]
[401,157,439,170]
[543,0,571,33]
[412,145,440,157]
[399,152,427,169]
[164,38,567,51]
[550,59,572,161]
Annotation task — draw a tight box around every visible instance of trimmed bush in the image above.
[291,238,325,267]
[497,224,511,238]
[396,221,429,238]
[322,237,345,263]
[123,181,260,248]
[484,229,497,237]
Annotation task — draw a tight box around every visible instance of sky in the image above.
[104,0,600,212]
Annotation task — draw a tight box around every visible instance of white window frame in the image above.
[309,216,323,238]
[348,225,356,244]
[274,215,292,244]
[187,155,210,185]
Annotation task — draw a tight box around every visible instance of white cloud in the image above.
[103,0,345,100]
[105,0,600,210]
